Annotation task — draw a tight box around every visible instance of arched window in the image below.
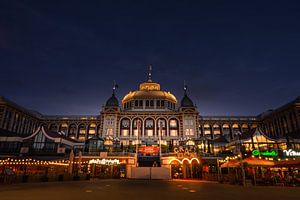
[204,124,211,135]
[145,118,154,137]
[222,124,230,136]
[68,124,77,138]
[120,118,130,137]
[87,123,96,139]
[78,124,86,141]
[132,118,142,137]
[49,123,58,132]
[213,124,221,135]
[169,118,179,137]
[157,118,166,137]
[232,124,240,135]
[59,123,68,135]
[241,124,249,132]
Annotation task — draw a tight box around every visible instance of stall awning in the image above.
[275,159,300,167]
[220,160,240,168]
[243,157,275,167]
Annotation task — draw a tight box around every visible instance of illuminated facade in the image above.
[0,70,299,153]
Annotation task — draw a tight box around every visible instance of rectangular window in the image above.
[106,128,113,135]
[135,100,138,107]
[139,100,143,107]
[146,129,153,137]
[185,128,194,136]
[170,130,178,137]
[122,129,129,137]
[146,100,149,107]
[150,100,154,107]
[157,100,161,107]
[133,129,138,137]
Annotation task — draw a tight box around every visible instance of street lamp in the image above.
[235,131,245,186]
[136,120,141,167]
[159,120,163,156]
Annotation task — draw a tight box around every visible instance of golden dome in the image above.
[122,81,177,103]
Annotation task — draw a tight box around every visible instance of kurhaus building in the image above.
[0,70,300,151]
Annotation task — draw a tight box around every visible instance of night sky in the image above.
[1,0,300,116]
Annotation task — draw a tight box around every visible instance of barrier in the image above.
[130,167,171,179]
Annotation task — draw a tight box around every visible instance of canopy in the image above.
[242,157,274,167]
[275,159,300,167]
[220,160,240,168]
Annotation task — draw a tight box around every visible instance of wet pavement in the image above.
[0,179,299,200]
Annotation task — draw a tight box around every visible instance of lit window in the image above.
[106,128,113,135]
[133,129,138,137]
[185,128,194,136]
[146,129,153,137]
[122,129,129,137]
[170,130,178,137]
[78,136,85,141]
[158,130,166,136]
[170,120,177,128]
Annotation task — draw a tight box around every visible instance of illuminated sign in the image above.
[283,149,300,157]
[174,146,196,154]
[139,146,159,154]
[88,159,120,165]
[252,150,278,157]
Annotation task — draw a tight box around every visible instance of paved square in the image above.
[1,180,299,200]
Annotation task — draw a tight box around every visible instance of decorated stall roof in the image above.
[23,126,84,147]
[239,128,279,143]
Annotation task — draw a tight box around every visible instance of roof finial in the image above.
[183,80,187,95]
[148,64,152,81]
[112,80,118,95]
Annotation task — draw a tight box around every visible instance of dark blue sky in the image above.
[1,0,300,116]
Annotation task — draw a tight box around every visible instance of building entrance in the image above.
[170,158,201,179]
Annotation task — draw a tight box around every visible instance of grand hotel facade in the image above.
[1,70,300,180]
[0,72,300,150]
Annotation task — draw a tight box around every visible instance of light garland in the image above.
[0,158,89,166]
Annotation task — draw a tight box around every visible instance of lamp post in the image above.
[136,120,141,167]
[159,120,163,157]
[236,132,246,186]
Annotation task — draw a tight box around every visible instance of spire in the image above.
[148,64,152,82]
[183,80,187,95]
[112,80,118,95]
